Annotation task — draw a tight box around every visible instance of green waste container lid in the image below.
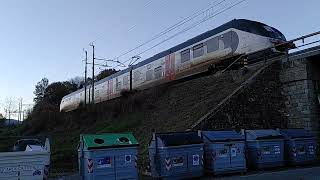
[82,133,139,149]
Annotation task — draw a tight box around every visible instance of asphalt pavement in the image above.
[53,166,320,180]
[202,166,320,180]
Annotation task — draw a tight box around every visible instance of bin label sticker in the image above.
[0,165,42,177]
[212,151,216,160]
[87,159,93,173]
[218,149,228,157]
[192,155,200,166]
[32,169,42,176]
[201,155,204,166]
[44,165,49,180]
[309,145,314,154]
[231,148,237,157]
[134,155,138,168]
[0,165,40,173]
[262,146,271,155]
[97,157,111,168]
[125,155,132,163]
[273,145,280,154]
[172,157,184,167]
[165,158,171,171]
[297,146,306,155]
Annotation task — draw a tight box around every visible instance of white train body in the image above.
[60,19,286,112]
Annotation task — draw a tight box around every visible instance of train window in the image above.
[263,26,286,40]
[207,37,219,53]
[154,66,163,79]
[115,78,121,91]
[146,70,153,81]
[133,71,140,82]
[193,43,204,58]
[123,75,129,85]
[222,32,232,49]
[180,49,190,63]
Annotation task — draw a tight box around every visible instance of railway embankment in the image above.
[193,60,288,130]
[1,60,289,175]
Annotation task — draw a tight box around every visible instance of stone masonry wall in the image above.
[280,57,319,137]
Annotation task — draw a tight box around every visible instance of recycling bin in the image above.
[202,130,246,175]
[245,129,284,169]
[78,133,139,180]
[280,129,316,165]
[149,131,203,180]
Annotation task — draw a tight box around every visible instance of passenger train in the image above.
[60,19,287,112]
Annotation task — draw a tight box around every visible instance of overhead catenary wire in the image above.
[113,0,247,69]
[90,0,163,44]
[125,0,169,33]
[111,0,228,61]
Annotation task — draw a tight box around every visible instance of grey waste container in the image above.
[202,130,246,175]
[280,129,316,165]
[0,138,50,180]
[245,129,284,169]
[149,131,203,180]
[78,133,139,180]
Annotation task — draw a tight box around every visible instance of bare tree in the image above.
[3,97,17,125]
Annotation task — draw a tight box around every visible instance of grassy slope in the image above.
[0,66,261,174]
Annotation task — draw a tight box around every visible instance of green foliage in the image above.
[33,81,78,113]
[96,69,118,81]
[44,82,77,106]
[33,78,49,103]
[98,114,142,133]
[0,114,5,128]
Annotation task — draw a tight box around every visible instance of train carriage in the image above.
[60,19,287,112]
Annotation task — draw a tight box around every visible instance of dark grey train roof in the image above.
[63,19,284,99]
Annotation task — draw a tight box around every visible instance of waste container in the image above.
[202,131,246,175]
[78,133,139,180]
[149,131,203,180]
[0,137,50,180]
[245,129,284,169]
[280,129,316,165]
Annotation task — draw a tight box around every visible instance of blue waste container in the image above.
[280,129,316,165]
[245,129,284,169]
[202,131,246,175]
[149,131,203,180]
[78,133,139,180]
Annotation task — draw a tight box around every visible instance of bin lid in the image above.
[202,131,244,142]
[82,133,139,150]
[245,129,283,140]
[153,131,202,147]
[280,129,314,139]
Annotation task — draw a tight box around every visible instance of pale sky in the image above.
[0,0,319,117]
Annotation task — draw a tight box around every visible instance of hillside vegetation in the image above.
[2,65,271,174]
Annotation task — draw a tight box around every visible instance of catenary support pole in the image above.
[90,44,95,104]
[84,50,88,106]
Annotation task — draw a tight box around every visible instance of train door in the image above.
[107,79,113,100]
[165,53,176,81]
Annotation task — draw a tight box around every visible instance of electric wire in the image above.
[113,0,247,69]
[111,0,228,61]
[90,0,155,44]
